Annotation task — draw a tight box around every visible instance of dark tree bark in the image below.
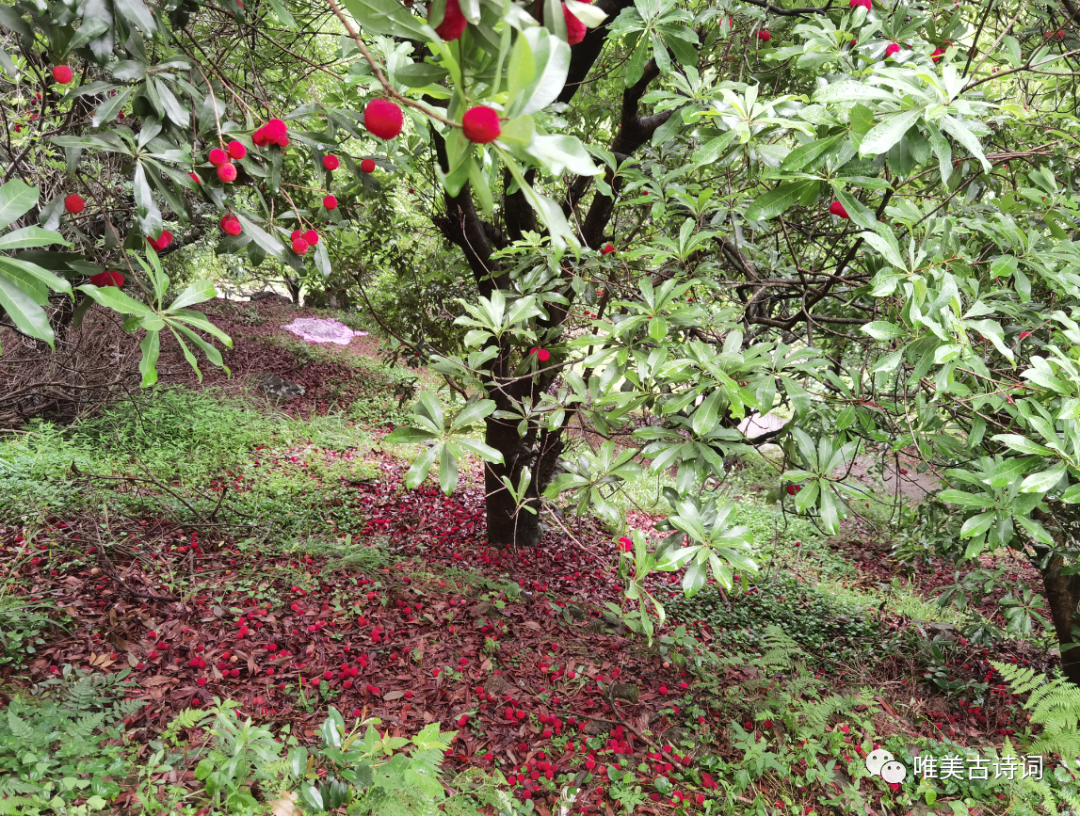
[430,0,673,547]
[1034,507,1080,687]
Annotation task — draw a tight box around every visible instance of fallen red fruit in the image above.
[462,106,501,144]
[64,194,85,214]
[52,65,73,84]
[430,0,467,40]
[365,98,404,140]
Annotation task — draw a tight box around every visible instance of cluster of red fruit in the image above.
[289,228,320,255]
[756,30,771,41]
[252,117,290,148]
[1046,29,1066,39]
[528,347,551,362]
[208,141,246,183]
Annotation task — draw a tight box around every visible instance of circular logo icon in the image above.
[881,761,907,784]
[865,748,894,776]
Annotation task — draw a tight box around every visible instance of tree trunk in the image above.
[1034,507,1080,687]
[484,413,542,548]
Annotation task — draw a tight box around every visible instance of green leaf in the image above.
[1019,464,1066,494]
[937,489,993,510]
[859,108,922,157]
[139,330,161,387]
[745,181,814,221]
[92,85,133,127]
[438,445,459,493]
[265,0,298,28]
[861,321,905,340]
[114,0,156,32]
[0,179,39,230]
[0,274,53,347]
[340,0,434,40]
[234,213,284,256]
[385,426,439,444]
[990,434,1054,456]
[0,225,71,251]
[780,133,844,172]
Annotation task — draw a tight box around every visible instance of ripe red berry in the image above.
[303,230,319,245]
[462,106,501,144]
[227,140,246,160]
[885,42,901,57]
[757,30,771,41]
[264,118,288,143]
[253,128,268,147]
[431,0,467,40]
[932,47,945,61]
[537,349,551,362]
[361,158,376,173]
[189,172,201,184]
[64,194,85,214]
[563,3,587,45]
[600,243,615,255]
[221,215,242,236]
[323,155,340,171]
[364,98,404,140]
[52,65,73,84]
[293,238,310,255]
[323,195,338,210]
[849,0,870,8]
[208,148,229,166]
[290,230,301,241]
[147,230,173,251]
[217,163,237,183]
[197,677,207,686]
[829,200,849,219]
[89,270,124,287]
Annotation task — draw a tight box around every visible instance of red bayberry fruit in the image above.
[227,140,246,160]
[253,128,268,147]
[757,30,771,41]
[462,106,501,144]
[217,163,237,183]
[147,230,173,251]
[365,98,404,140]
[197,677,207,686]
[264,118,288,143]
[323,195,338,210]
[537,349,551,363]
[303,230,319,245]
[323,155,340,171]
[431,0,467,40]
[290,230,301,241]
[829,201,849,219]
[601,243,615,255]
[850,0,870,8]
[52,65,74,84]
[932,47,945,61]
[563,3,587,45]
[89,270,124,287]
[361,158,376,173]
[64,194,85,214]
[208,148,229,166]
[189,172,201,184]
[221,215,242,236]
[885,42,901,57]
[293,238,310,255]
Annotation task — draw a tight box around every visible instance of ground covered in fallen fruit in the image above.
[0,299,1072,816]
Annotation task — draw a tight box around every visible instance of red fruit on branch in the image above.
[932,47,945,62]
[64,194,85,214]
[430,0,467,40]
[303,230,319,245]
[849,0,870,8]
[829,200,849,219]
[208,148,229,166]
[89,270,124,287]
[52,65,73,84]
[601,243,615,255]
[364,98,404,140]
[189,172,201,184]
[361,158,376,173]
[293,238,310,255]
[537,349,551,362]
[323,155,340,171]
[885,42,901,57]
[462,106,501,144]
[227,140,246,160]
[323,195,338,210]
[217,163,237,183]
[220,215,242,236]
[147,230,173,251]
[563,3,587,45]
[757,30,771,41]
